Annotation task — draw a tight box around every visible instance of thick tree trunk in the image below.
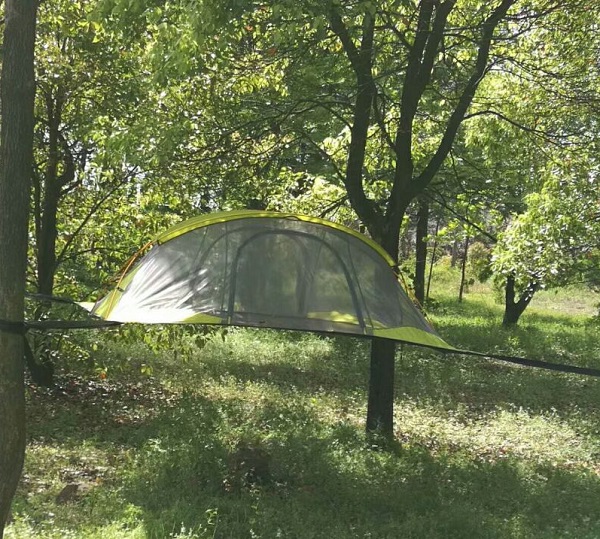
[366,338,396,437]
[365,208,405,439]
[414,198,429,305]
[502,275,537,326]
[0,1,38,536]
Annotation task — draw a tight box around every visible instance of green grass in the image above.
[6,276,600,538]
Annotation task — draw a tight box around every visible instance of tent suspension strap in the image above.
[447,347,600,378]
[390,340,600,378]
[0,319,27,335]
[0,318,121,333]
[26,292,82,306]
[2,316,600,379]
[26,320,122,330]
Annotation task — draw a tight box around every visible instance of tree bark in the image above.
[414,198,429,305]
[502,275,538,326]
[36,88,66,297]
[426,217,440,301]
[458,235,470,302]
[366,228,401,439]
[366,338,396,438]
[0,0,38,536]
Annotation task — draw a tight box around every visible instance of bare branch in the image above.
[55,167,140,268]
[463,109,583,145]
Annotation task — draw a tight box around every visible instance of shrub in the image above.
[468,242,493,283]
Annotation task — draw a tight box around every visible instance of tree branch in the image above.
[328,6,385,238]
[388,0,456,228]
[414,0,518,192]
[55,167,139,268]
[426,190,498,243]
[463,109,581,145]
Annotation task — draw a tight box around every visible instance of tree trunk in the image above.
[458,235,470,302]
[31,171,60,386]
[36,90,63,297]
[29,88,73,388]
[329,9,399,439]
[502,275,537,326]
[450,239,460,267]
[329,0,517,441]
[0,1,38,536]
[366,338,396,438]
[365,206,405,439]
[414,198,429,305]
[426,217,440,301]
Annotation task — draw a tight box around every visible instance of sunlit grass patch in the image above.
[395,401,599,468]
[530,285,600,317]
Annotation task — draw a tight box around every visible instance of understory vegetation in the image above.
[7,268,600,539]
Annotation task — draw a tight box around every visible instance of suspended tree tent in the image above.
[88,210,453,350]
[2,210,597,378]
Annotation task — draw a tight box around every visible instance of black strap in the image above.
[0,318,120,333]
[25,319,121,330]
[452,347,600,378]
[0,319,27,335]
[26,292,81,306]
[3,315,600,378]
[407,342,600,378]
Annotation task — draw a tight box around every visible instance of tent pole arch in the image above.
[226,228,368,331]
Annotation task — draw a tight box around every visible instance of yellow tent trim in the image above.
[307,311,389,329]
[372,327,456,350]
[307,311,361,325]
[181,313,224,324]
[92,289,122,319]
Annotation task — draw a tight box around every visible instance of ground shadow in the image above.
[119,397,600,538]
[19,358,600,538]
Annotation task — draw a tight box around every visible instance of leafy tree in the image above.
[463,0,600,324]
[90,0,599,435]
[493,167,600,324]
[96,0,570,437]
[321,0,520,435]
[25,0,157,384]
[0,0,38,535]
[30,0,156,299]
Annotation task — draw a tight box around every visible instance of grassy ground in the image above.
[6,274,600,538]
